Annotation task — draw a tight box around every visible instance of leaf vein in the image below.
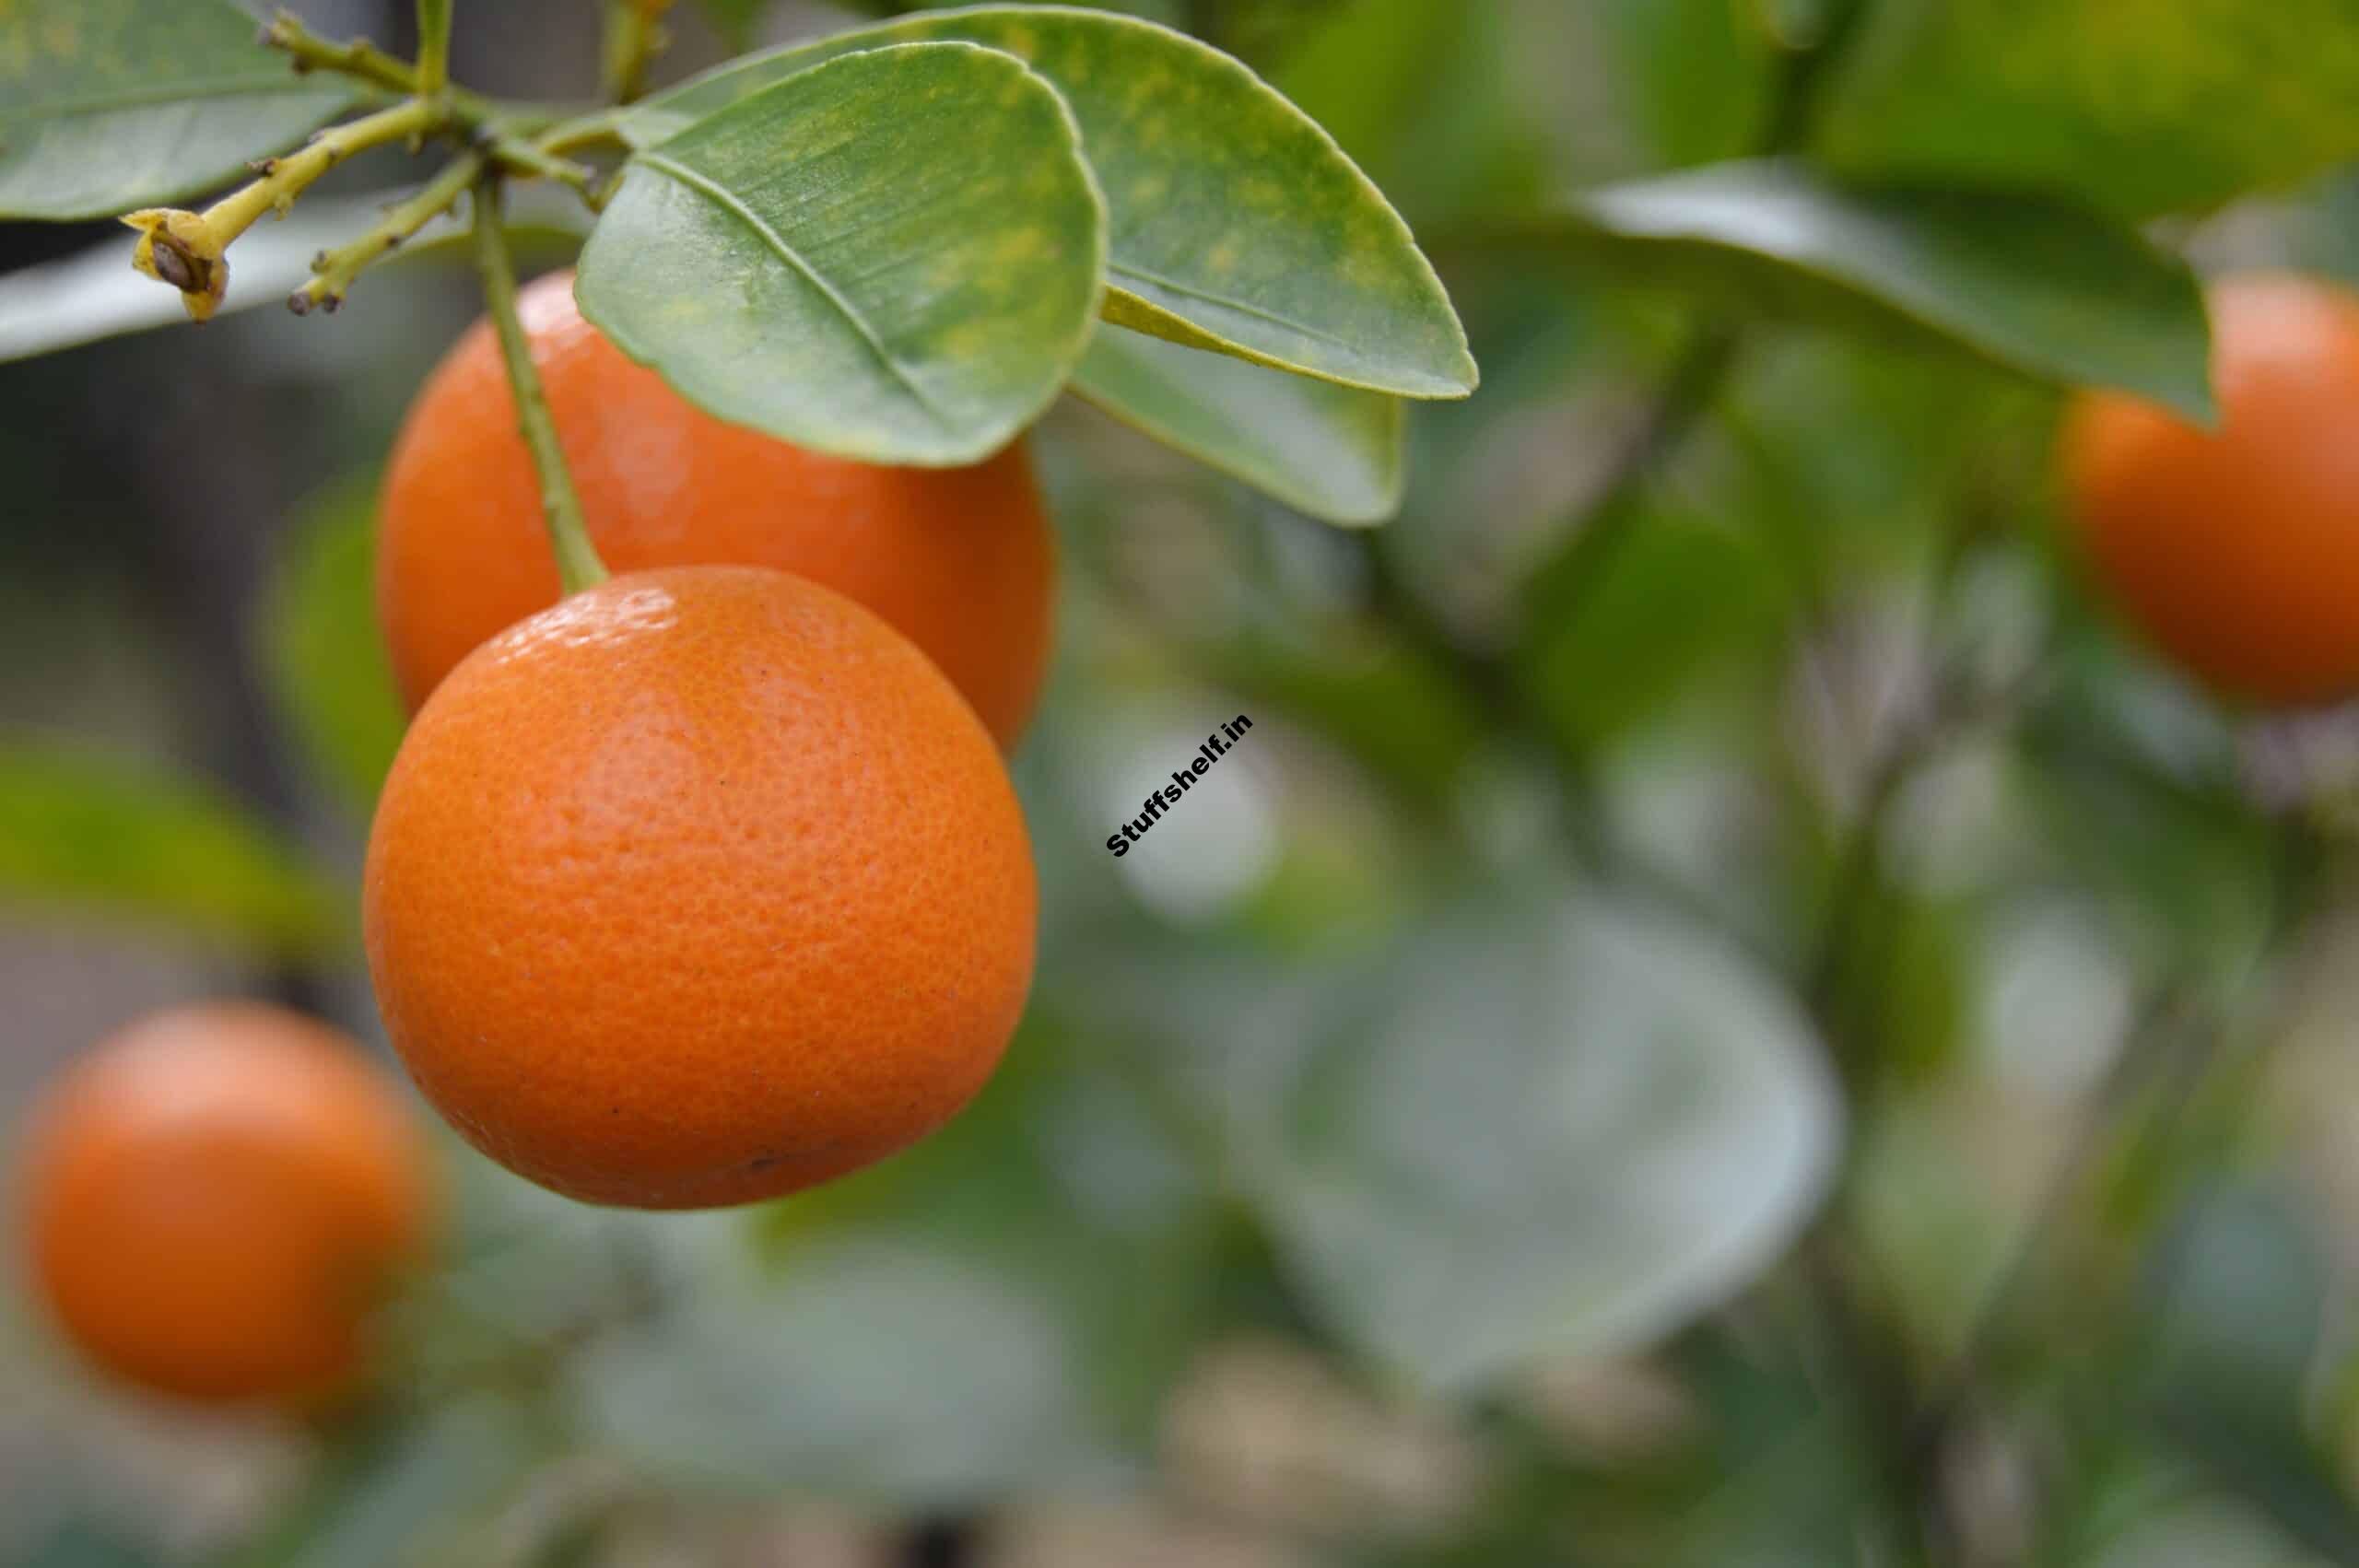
[635,149,948,423]
[1109,263,1365,357]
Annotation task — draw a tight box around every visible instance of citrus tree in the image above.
[8,1,2359,1564]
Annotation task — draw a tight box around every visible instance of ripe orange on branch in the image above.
[2063,272,2359,708]
[377,270,1057,746]
[363,566,1038,1210]
[18,1003,432,1408]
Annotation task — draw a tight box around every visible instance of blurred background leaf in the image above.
[254,477,406,814]
[1548,160,2215,418]
[1092,886,1842,1390]
[0,739,346,955]
[1817,0,2359,216]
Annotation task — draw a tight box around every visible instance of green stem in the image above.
[124,97,451,319]
[487,136,605,207]
[208,98,445,239]
[263,11,415,95]
[262,12,509,126]
[535,109,633,158]
[602,0,674,105]
[415,0,453,99]
[470,177,608,596]
[291,149,485,314]
[1759,0,1878,154]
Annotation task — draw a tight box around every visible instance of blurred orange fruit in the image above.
[2062,272,2359,707]
[377,268,1057,746]
[18,1002,432,1407]
[363,565,1038,1209]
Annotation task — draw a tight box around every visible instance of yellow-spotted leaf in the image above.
[0,0,358,220]
[1071,325,1403,524]
[580,41,1104,466]
[625,4,1476,401]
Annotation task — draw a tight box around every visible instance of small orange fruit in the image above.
[18,1003,432,1407]
[377,269,1057,746]
[2062,272,2359,707]
[363,565,1038,1209]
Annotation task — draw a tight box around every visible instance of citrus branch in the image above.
[290,150,487,315]
[487,138,606,207]
[603,0,675,105]
[416,0,454,99]
[535,110,633,159]
[471,177,609,596]
[123,98,447,321]
[259,12,546,129]
[262,10,413,94]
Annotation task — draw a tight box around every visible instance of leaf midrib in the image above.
[1110,261,1367,357]
[634,148,950,423]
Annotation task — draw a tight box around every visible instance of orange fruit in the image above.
[18,1002,432,1408]
[377,268,1057,746]
[2062,272,2359,707]
[363,565,1038,1209]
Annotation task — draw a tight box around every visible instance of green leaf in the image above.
[625,5,1477,400]
[1069,324,1403,524]
[254,478,407,813]
[1817,0,2359,219]
[0,0,358,220]
[580,41,1105,466]
[1099,886,1842,1391]
[1548,159,2214,422]
[0,739,346,955]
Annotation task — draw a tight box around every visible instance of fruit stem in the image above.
[415,0,453,99]
[470,175,610,596]
[290,149,486,316]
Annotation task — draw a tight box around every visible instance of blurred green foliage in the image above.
[12,0,2359,1564]
[255,478,407,813]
